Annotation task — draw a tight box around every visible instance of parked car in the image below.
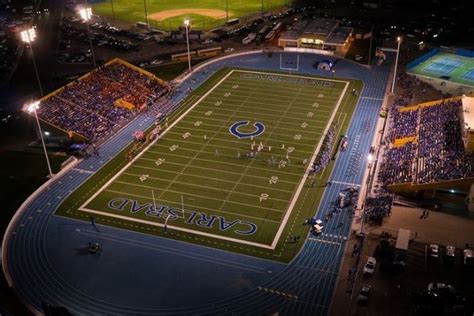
[445,245,455,257]
[357,284,371,304]
[463,249,473,265]
[363,257,377,275]
[429,244,439,258]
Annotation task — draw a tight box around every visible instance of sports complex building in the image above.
[2,44,473,314]
[2,50,392,315]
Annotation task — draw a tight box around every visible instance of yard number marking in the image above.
[269,176,279,184]
[155,158,165,166]
[169,144,179,152]
[287,146,295,153]
[307,112,314,118]
[259,193,269,202]
[312,102,319,108]
[224,92,231,97]
[139,174,149,182]
[294,134,302,140]
[205,110,213,116]
[182,132,191,139]
[194,120,203,126]
[301,122,308,128]
[215,100,222,106]
[232,84,239,89]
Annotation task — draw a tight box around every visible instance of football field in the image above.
[59,68,360,262]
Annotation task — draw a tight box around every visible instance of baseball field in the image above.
[92,0,291,30]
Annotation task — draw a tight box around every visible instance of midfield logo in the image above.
[229,120,265,139]
[107,197,257,235]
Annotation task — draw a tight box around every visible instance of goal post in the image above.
[279,53,300,74]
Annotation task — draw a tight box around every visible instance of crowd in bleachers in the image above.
[377,98,473,187]
[417,100,474,183]
[36,61,167,142]
[378,142,416,187]
[388,107,418,141]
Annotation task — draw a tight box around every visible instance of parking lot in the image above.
[331,205,474,315]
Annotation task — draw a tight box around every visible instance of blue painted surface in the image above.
[4,52,393,315]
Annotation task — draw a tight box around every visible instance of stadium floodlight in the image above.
[78,7,92,21]
[78,7,97,68]
[184,20,192,71]
[391,36,402,94]
[26,101,54,178]
[20,27,44,96]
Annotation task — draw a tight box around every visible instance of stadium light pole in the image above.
[143,0,148,25]
[20,28,44,96]
[79,7,97,68]
[184,19,192,72]
[225,0,229,21]
[391,36,402,94]
[110,0,115,20]
[27,101,54,178]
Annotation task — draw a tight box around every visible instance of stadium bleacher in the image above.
[378,98,474,188]
[34,60,167,142]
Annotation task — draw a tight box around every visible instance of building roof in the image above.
[326,27,353,44]
[279,30,300,41]
[303,19,338,36]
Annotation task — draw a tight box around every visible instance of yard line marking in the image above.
[122,171,295,193]
[130,163,300,181]
[152,134,317,151]
[113,180,291,204]
[138,155,305,177]
[167,126,322,141]
[190,108,331,124]
[72,168,94,174]
[103,189,283,222]
[182,116,325,134]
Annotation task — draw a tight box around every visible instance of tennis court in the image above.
[408,51,474,87]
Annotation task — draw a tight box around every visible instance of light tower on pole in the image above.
[20,27,43,96]
[184,20,192,72]
[78,7,97,68]
[26,101,54,178]
[391,36,402,94]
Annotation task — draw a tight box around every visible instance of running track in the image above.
[2,51,393,315]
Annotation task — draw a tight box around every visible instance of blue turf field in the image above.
[3,52,393,315]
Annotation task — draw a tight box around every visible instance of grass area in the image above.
[408,51,474,86]
[93,0,290,30]
[56,68,362,263]
[149,58,211,81]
